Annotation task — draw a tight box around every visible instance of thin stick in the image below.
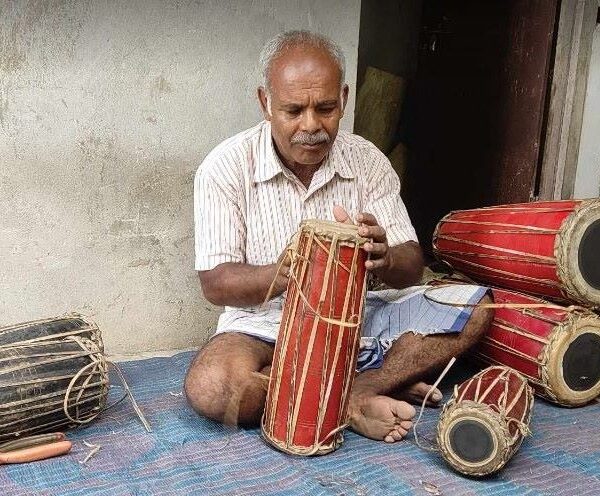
[413,357,456,452]
[109,362,152,433]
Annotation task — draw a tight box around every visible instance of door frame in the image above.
[538,0,598,200]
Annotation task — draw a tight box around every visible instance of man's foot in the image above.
[348,394,416,443]
[394,382,443,407]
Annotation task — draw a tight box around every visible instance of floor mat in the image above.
[1,352,599,495]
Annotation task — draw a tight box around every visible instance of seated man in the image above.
[185,30,492,443]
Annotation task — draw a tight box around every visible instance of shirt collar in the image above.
[253,121,355,183]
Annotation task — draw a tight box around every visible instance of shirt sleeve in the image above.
[194,156,246,271]
[363,148,418,246]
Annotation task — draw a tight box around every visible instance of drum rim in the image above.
[545,314,600,406]
[300,219,368,244]
[260,418,343,456]
[438,402,509,476]
[556,199,600,306]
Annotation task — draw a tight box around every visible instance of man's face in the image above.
[258,47,349,168]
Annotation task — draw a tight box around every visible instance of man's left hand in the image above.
[333,205,390,272]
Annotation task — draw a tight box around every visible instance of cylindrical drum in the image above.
[433,199,600,306]
[0,315,109,441]
[262,220,368,455]
[474,288,600,407]
[437,366,534,477]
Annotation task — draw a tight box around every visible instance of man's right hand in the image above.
[269,245,293,298]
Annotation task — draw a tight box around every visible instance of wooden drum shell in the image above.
[433,199,600,307]
[262,220,368,455]
[437,366,533,477]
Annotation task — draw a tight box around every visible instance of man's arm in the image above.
[373,241,424,289]
[199,250,291,307]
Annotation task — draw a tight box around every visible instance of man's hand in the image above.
[333,205,424,289]
[333,205,391,271]
[271,245,292,296]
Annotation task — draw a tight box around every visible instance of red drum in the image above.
[474,288,600,407]
[261,220,368,455]
[437,366,534,477]
[433,199,600,306]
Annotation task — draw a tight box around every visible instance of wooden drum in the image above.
[474,288,600,407]
[437,366,534,477]
[0,315,109,441]
[261,220,368,455]
[433,199,600,307]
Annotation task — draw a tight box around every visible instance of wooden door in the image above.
[403,0,558,249]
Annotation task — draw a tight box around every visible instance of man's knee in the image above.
[184,358,231,421]
[464,294,494,342]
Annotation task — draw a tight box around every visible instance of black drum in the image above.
[0,315,109,441]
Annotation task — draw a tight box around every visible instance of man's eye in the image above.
[286,109,301,116]
[318,107,335,114]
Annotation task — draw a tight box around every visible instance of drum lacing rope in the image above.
[413,357,456,452]
[62,336,107,425]
[63,337,152,432]
[264,243,361,328]
[423,284,588,313]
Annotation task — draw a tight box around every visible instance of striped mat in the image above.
[1,352,599,495]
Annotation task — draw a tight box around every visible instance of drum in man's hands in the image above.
[0,315,109,441]
[262,220,368,455]
[474,288,600,407]
[433,199,600,307]
[437,366,533,477]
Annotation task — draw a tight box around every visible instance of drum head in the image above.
[449,419,495,464]
[562,331,600,392]
[578,219,600,290]
[547,316,600,406]
[558,200,600,305]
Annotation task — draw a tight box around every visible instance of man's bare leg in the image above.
[184,333,273,426]
[348,295,494,443]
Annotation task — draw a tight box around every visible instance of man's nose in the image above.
[300,109,321,134]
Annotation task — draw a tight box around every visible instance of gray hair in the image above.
[259,30,346,92]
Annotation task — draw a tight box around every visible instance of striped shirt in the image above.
[194,120,418,339]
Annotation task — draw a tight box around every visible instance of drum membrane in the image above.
[449,419,494,464]
[562,332,600,392]
[578,219,600,290]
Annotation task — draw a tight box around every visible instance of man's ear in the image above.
[339,84,349,118]
[257,86,271,121]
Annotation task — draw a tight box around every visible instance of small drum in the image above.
[262,220,368,455]
[433,199,600,306]
[437,366,534,477]
[0,315,109,441]
[474,288,600,407]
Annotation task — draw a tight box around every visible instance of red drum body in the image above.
[437,366,533,477]
[433,199,600,306]
[474,288,600,407]
[262,220,368,455]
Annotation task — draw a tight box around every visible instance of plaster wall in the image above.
[0,0,361,353]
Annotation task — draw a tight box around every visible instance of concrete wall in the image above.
[0,0,361,353]
[575,22,600,198]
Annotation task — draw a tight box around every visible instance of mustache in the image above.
[290,130,331,146]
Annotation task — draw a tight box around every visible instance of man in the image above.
[186,30,492,443]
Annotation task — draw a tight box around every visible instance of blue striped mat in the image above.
[1,352,599,495]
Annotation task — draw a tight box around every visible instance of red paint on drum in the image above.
[433,200,583,302]
[264,222,367,454]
